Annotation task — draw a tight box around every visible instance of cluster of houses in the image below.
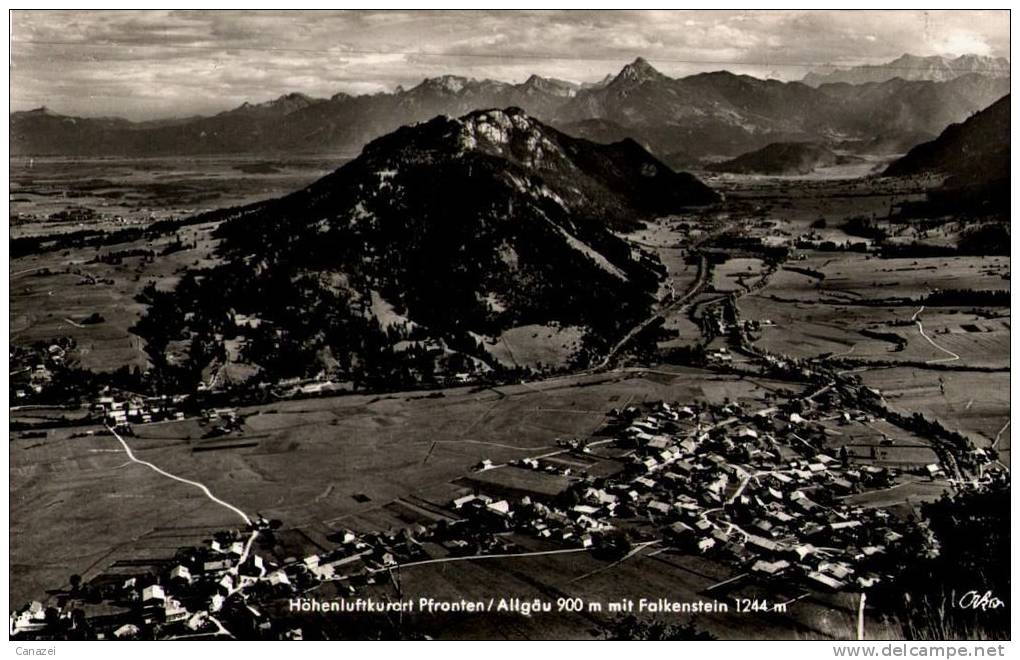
[10,506,522,640]
[450,490,607,551]
[93,393,189,429]
[90,393,243,434]
[11,517,300,640]
[47,206,101,223]
[446,398,929,597]
[10,340,72,400]
[603,400,918,591]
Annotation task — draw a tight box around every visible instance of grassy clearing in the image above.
[711,257,766,293]
[485,324,585,370]
[818,256,1009,300]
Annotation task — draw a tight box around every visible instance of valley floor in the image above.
[9,173,1009,640]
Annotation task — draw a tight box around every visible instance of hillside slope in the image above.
[706,142,848,175]
[885,95,1009,218]
[884,94,1009,179]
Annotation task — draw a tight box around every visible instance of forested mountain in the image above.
[135,108,717,389]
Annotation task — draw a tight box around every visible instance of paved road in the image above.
[857,592,868,640]
[704,571,748,592]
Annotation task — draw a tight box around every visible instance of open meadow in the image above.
[859,368,1011,462]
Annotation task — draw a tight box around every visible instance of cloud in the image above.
[10,9,1009,119]
[932,30,994,57]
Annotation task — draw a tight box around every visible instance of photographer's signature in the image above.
[956,590,1005,611]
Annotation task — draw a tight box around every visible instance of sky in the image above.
[10,9,1011,120]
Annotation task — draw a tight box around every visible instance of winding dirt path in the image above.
[106,425,251,526]
[912,306,960,363]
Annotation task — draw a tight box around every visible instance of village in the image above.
[10,365,1008,640]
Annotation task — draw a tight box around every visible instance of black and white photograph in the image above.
[6,8,1012,646]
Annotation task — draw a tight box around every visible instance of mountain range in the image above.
[11,56,1010,164]
[135,107,717,388]
[802,54,1010,87]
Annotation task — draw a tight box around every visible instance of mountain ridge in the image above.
[803,53,1010,86]
[11,57,1010,162]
